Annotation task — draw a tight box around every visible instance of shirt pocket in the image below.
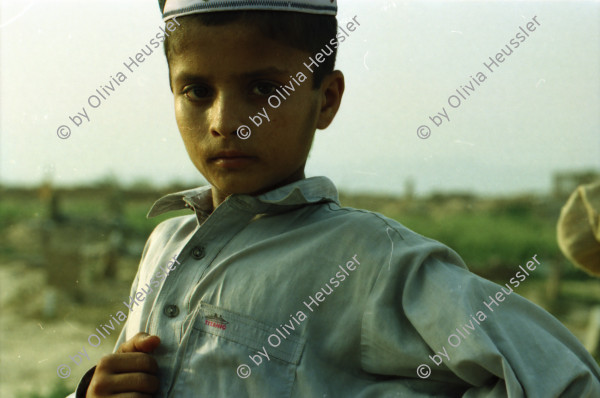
[169,301,305,398]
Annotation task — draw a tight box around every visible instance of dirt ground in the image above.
[0,261,126,397]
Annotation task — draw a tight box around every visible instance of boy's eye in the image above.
[183,85,210,101]
[252,82,278,97]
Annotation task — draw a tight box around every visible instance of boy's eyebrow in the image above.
[240,67,293,79]
[175,67,293,83]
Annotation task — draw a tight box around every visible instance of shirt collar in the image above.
[146,176,340,218]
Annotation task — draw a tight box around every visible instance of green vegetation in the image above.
[389,211,558,271]
[338,194,563,277]
[17,380,72,398]
[0,188,579,278]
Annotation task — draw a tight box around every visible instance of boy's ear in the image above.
[316,70,345,130]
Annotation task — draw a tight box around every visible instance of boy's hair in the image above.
[163,11,338,89]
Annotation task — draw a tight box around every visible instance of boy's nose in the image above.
[208,93,246,138]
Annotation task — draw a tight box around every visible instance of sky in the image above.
[1,0,599,196]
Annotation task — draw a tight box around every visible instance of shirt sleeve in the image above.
[360,235,600,397]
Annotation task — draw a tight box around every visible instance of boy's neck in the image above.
[210,169,306,212]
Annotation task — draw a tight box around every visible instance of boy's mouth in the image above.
[210,150,257,169]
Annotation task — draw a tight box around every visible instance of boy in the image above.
[70,0,600,396]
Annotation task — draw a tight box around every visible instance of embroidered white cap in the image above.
[160,0,338,21]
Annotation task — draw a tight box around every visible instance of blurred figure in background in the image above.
[557,180,600,357]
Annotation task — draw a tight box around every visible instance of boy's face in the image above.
[169,19,343,202]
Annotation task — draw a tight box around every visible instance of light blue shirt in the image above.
[71,176,600,397]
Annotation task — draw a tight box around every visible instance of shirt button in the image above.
[191,246,205,259]
[164,304,179,318]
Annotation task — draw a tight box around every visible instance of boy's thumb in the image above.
[118,332,161,353]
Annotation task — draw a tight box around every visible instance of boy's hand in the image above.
[86,332,161,398]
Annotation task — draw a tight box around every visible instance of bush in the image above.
[17,380,72,398]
